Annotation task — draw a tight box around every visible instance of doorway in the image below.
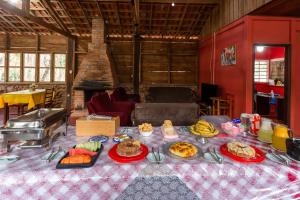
[252,44,290,125]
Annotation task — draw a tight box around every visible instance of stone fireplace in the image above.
[73,18,115,109]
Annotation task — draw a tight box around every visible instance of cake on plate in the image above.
[162,120,178,139]
[227,141,256,159]
[117,139,141,157]
[169,142,198,158]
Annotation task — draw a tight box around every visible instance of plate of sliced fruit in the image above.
[56,141,103,169]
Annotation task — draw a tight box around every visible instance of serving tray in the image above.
[219,143,265,163]
[162,142,203,160]
[108,144,149,163]
[56,145,103,169]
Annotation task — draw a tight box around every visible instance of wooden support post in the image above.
[167,42,171,84]
[66,38,75,113]
[132,26,140,94]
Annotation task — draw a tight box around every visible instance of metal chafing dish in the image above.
[0,108,67,150]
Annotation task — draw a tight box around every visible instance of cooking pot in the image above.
[286,134,300,161]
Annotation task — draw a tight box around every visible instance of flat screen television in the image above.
[201,83,218,105]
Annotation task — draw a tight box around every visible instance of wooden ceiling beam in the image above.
[176,4,188,35]
[133,0,140,25]
[162,5,171,36]
[116,2,124,36]
[187,6,204,37]
[83,0,219,4]
[17,16,37,33]
[75,0,92,29]
[40,0,70,33]
[58,0,80,34]
[0,1,75,38]
[0,15,22,32]
[96,1,104,18]
[148,3,153,35]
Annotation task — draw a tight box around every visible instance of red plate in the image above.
[108,144,149,163]
[220,143,265,163]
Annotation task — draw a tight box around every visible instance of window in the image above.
[254,60,269,83]
[54,54,66,82]
[0,53,5,82]
[8,53,21,82]
[24,53,36,82]
[39,54,51,82]
[0,52,66,83]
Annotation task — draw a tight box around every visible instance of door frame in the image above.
[252,44,291,126]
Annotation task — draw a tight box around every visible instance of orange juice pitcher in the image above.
[272,124,289,152]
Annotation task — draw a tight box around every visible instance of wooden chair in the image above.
[211,94,233,118]
[199,102,212,115]
[44,87,55,108]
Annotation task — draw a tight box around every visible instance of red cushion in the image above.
[90,92,112,112]
[110,88,127,102]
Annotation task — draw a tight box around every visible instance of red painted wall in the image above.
[199,16,300,136]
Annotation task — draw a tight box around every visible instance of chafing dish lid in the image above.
[5,108,65,128]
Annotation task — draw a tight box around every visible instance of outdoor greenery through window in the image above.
[24,53,36,82]
[40,54,51,82]
[0,53,4,82]
[0,52,66,83]
[54,54,66,82]
[9,53,21,82]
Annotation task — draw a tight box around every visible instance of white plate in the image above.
[162,142,203,160]
[147,152,165,163]
[0,155,19,165]
[140,130,153,137]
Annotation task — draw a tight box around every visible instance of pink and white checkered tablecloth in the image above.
[0,125,300,200]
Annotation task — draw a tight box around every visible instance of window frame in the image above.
[23,53,36,82]
[39,53,52,82]
[0,51,67,84]
[0,52,5,82]
[254,60,269,83]
[54,53,66,82]
[8,52,22,82]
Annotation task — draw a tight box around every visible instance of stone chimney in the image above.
[73,18,115,109]
[73,18,114,88]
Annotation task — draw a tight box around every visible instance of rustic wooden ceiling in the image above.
[250,0,300,17]
[0,0,219,39]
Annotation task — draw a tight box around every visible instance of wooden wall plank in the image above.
[201,0,271,36]
[110,39,198,86]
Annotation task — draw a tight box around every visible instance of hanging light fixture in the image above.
[256,46,265,53]
[171,0,175,7]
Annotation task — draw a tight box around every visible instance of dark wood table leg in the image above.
[3,103,9,125]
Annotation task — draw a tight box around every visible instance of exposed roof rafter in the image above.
[0,1,75,38]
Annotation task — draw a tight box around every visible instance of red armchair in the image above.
[110,87,140,103]
[87,92,134,126]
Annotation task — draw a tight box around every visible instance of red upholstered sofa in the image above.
[110,87,140,103]
[87,92,134,126]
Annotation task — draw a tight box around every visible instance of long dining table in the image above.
[0,125,299,200]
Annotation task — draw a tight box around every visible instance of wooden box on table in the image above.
[76,117,120,136]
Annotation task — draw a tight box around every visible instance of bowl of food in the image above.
[138,123,153,137]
